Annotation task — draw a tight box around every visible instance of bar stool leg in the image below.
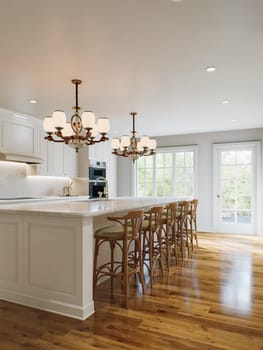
[110,241,115,295]
[93,238,99,296]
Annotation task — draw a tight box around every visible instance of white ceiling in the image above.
[0,0,263,137]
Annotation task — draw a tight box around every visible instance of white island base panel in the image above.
[0,213,94,320]
[0,197,177,319]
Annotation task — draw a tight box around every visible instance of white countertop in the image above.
[0,196,180,217]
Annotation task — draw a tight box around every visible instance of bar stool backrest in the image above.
[177,201,190,218]
[190,199,199,219]
[147,206,163,232]
[164,202,178,227]
[124,210,144,241]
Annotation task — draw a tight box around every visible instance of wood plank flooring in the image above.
[1,233,263,350]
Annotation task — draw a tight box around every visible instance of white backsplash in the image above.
[0,161,88,197]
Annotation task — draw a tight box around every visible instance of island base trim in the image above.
[0,289,95,320]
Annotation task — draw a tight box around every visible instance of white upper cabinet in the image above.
[0,108,78,178]
[63,145,78,178]
[0,108,40,156]
[39,130,78,177]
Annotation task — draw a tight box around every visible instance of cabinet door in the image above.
[46,142,64,176]
[89,142,105,162]
[63,145,78,177]
[2,118,35,155]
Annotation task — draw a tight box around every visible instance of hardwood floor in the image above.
[1,233,263,350]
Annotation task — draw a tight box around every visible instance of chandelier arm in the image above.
[44,134,66,143]
[90,136,109,144]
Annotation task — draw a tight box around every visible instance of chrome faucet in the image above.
[63,181,73,196]
[95,176,109,199]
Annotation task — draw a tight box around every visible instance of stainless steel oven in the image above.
[89,161,107,198]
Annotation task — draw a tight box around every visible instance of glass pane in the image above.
[221,181,235,196]
[137,183,145,197]
[222,194,235,209]
[237,181,252,196]
[145,169,153,182]
[175,168,184,182]
[156,182,164,197]
[221,151,236,165]
[145,156,154,168]
[145,182,153,197]
[137,157,145,169]
[184,168,193,183]
[185,152,194,167]
[176,152,184,167]
[237,211,251,224]
[156,153,164,168]
[176,182,184,197]
[156,169,164,182]
[221,166,236,180]
[137,168,145,183]
[164,167,173,178]
[236,151,252,165]
[236,165,251,182]
[221,211,235,223]
[237,196,251,210]
[164,181,173,196]
[184,182,193,197]
[165,153,173,167]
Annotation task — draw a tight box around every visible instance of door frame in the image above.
[212,141,261,235]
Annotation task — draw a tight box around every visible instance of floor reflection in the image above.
[220,253,252,314]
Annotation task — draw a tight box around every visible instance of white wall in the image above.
[117,127,263,234]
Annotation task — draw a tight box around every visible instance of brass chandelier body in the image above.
[111,112,157,162]
[43,79,110,152]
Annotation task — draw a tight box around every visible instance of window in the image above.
[136,146,197,198]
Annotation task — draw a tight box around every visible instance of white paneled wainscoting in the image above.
[0,213,94,319]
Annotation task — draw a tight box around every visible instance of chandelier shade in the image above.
[43,79,110,152]
[111,112,157,161]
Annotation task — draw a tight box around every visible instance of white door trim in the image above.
[212,141,261,235]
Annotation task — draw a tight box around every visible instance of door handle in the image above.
[217,195,220,198]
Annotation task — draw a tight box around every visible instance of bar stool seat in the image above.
[93,210,145,308]
[95,225,133,239]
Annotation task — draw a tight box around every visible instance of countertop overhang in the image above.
[0,196,180,217]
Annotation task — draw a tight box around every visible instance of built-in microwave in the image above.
[89,161,106,180]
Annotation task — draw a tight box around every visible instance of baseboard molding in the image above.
[197,226,213,233]
[0,289,94,320]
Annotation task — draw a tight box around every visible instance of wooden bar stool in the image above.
[162,202,178,269]
[188,199,199,248]
[93,210,145,308]
[176,201,191,259]
[141,206,164,288]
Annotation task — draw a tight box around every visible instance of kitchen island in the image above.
[0,197,176,320]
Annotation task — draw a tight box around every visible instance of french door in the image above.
[213,142,260,235]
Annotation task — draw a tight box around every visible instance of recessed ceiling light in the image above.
[231,119,237,122]
[222,99,230,104]
[29,99,37,104]
[171,0,184,3]
[205,66,216,72]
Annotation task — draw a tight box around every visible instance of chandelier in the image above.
[111,112,157,161]
[43,79,110,152]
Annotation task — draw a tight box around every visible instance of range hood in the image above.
[0,152,42,164]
